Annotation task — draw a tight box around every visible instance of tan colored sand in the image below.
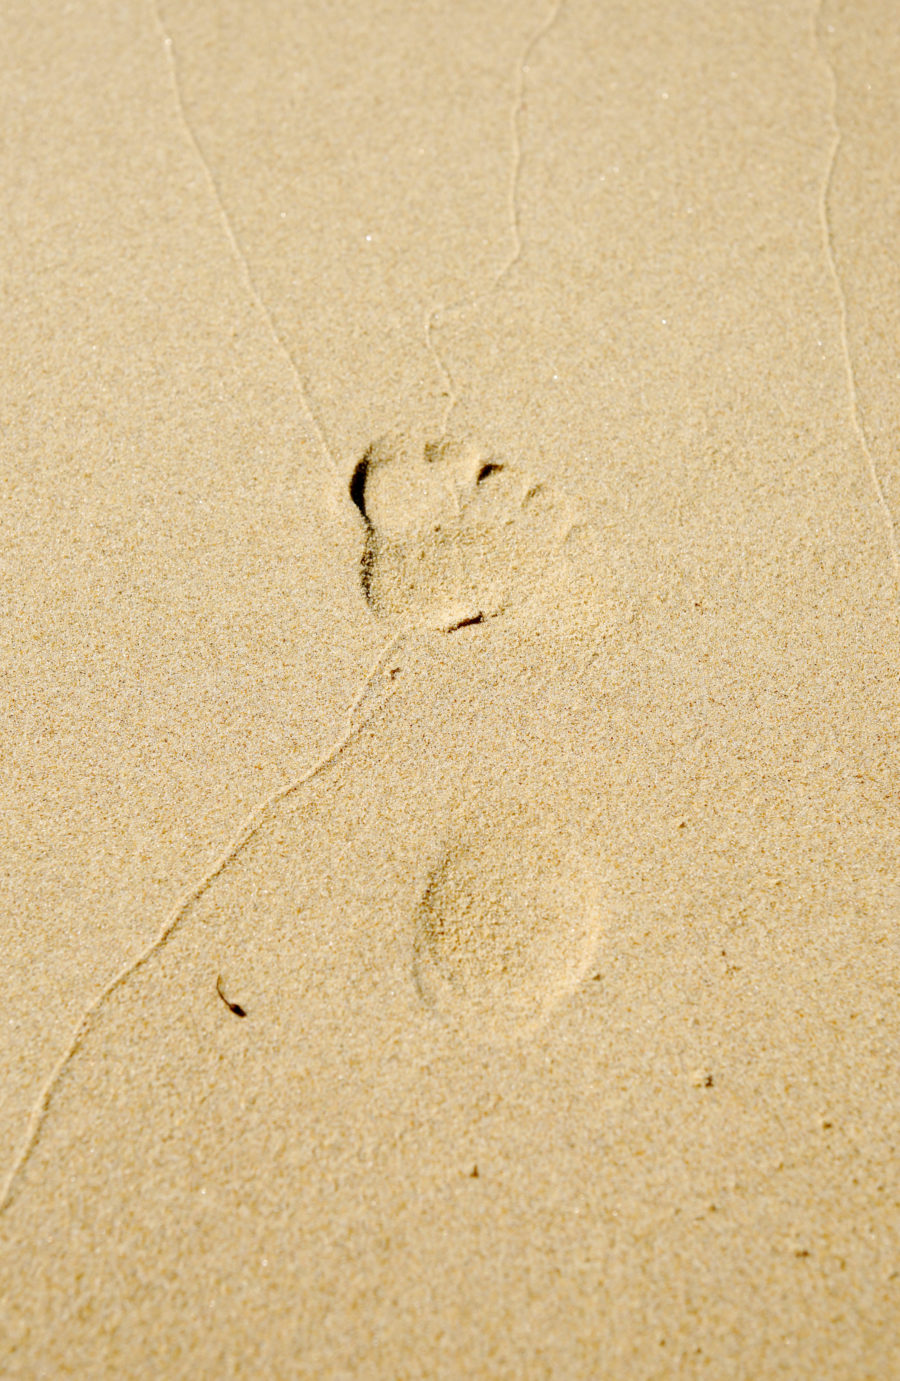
[3,0,900,1375]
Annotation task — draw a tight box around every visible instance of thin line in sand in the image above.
[814,1,900,581]
[151,0,338,480]
[0,634,406,1216]
[426,0,566,436]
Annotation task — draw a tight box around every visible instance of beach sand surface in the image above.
[2,1,900,1376]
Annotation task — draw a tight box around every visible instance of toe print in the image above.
[351,431,572,627]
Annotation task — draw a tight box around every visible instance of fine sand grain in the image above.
[3,1,900,1377]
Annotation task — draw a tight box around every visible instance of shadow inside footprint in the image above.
[412,809,604,1039]
[351,431,572,627]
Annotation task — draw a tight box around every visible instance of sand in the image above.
[2,0,900,1375]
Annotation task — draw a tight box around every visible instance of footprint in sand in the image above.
[350,430,574,628]
[350,430,605,1033]
[411,804,606,1035]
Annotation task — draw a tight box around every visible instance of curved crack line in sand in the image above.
[151,0,338,480]
[425,0,565,436]
[0,633,407,1217]
[813,0,900,582]
[501,0,566,284]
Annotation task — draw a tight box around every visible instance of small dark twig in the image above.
[216,975,246,1018]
